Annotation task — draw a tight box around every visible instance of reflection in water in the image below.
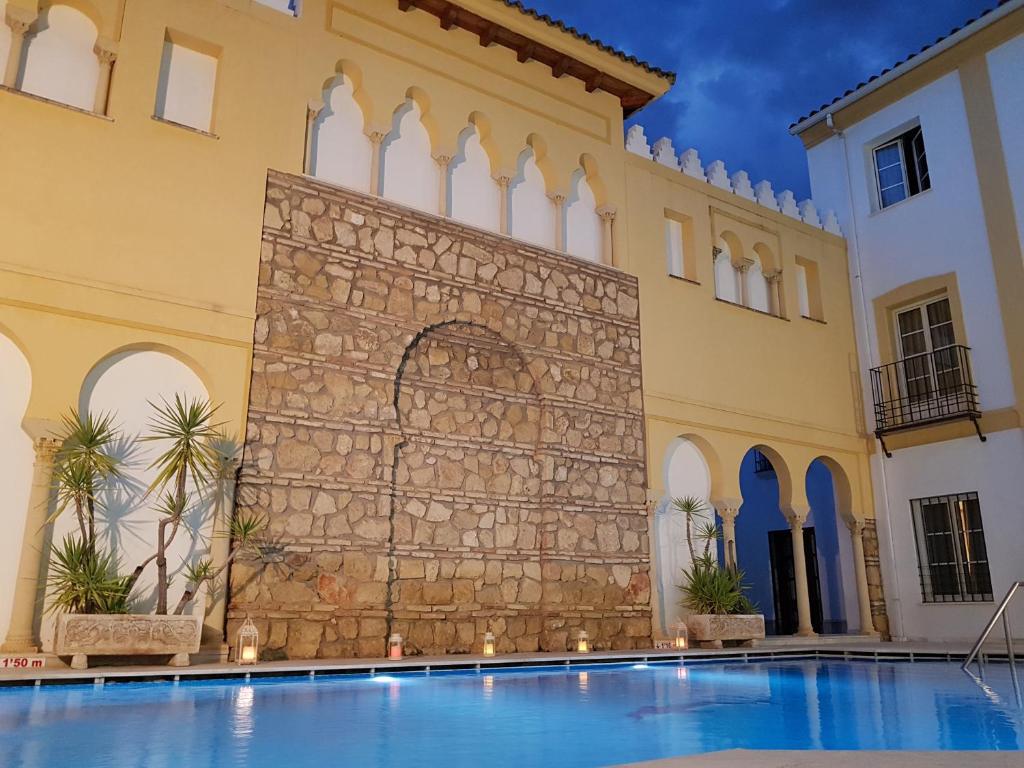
[0,661,1022,768]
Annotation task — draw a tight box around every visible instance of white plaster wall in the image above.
[745,256,770,313]
[871,429,1024,641]
[448,127,500,231]
[155,42,217,132]
[806,71,1013,411]
[381,99,439,214]
[0,3,11,75]
[0,334,33,644]
[565,171,602,263]
[988,33,1024,262]
[714,250,738,303]
[654,439,713,633]
[312,75,372,193]
[509,149,555,249]
[254,0,298,15]
[42,351,210,647]
[19,5,99,111]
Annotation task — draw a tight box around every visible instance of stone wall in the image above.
[862,519,890,640]
[228,170,650,659]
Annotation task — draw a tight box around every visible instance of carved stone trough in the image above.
[686,614,765,649]
[55,614,202,670]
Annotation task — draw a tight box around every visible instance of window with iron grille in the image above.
[753,451,774,474]
[911,492,992,603]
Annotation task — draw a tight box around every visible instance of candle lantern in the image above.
[576,630,590,654]
[237,618,260,665]
[674,622,689,650]
[483,632,496,658]
[388,633,404,660]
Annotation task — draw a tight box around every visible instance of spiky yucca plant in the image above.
[47,535,132,615]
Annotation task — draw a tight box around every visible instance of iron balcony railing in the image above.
[869,345,983,454]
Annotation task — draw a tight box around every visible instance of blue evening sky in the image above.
[523,0,994,199]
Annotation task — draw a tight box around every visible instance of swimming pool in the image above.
[1,659,1022,767]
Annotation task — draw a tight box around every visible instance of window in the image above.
[794,255,823,320]
[873,125,930,209]
[665,217,684,277]
[895,297,961,402]
[911,492,992,603]
[255,0,300,15]
[154,35,219,133]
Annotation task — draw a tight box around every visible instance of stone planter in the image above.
[686,614,765,649]
[54,613,202,670]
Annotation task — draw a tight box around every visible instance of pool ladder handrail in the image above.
[962,580,1023,678]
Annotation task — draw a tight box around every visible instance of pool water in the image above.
[1,660,1022,767]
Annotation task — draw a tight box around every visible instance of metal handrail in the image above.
[962,581,1023,674]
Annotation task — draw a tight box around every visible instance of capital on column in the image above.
[307,98,325,122]
[783,504,810,529]
[4,5,38,89]
[736,257,754,275]
[4,4,36,36]
[712,497,742,524]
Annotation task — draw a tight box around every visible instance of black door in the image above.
[768,527,823,635]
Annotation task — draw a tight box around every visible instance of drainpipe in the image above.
[827,112,906,640]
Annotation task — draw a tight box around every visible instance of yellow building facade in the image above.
[1,0,882,657]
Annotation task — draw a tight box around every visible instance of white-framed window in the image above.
[155,38,218,133]
[665,217,684,277]
[911,492,992,603]
[873,124,930,209]
[895,296,960,402]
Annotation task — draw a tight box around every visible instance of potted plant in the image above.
[49,396,265,670]
[673,496,765,649]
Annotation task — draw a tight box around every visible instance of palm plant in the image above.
[50,409,121,553]
[671,495,717,562]
[679,553,751,615]
[47,535,132,615]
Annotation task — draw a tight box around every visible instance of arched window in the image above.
[714,241,739,303]
[745,254,770,313]
[448,124,500,231]
[311,74,373,193]
[20,4,100,111]
[509,147,555,249]
[565,169,602,263]
[380,98,439,213]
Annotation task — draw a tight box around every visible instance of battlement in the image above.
[625,125,842,237]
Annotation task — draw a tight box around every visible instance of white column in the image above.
[597,205,616,266]
[1,436,61,653]
[203,457,240,646]
[433,152,453,217]
[736,258,753,307]
[367,125,389,196]
[496,171,513,235]
[785,505,816,637]
[848,519,879,636]
[92,38,118,115]
[766,269,784,317]
[303,98,325,175]
[3,6,36,89]
[714,500,741,570]
[549,192,566,251]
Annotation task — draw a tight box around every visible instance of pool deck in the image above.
[1,635,1020,686]
[621,750,1024,767]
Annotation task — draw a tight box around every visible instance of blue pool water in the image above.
[1,660,1023,767]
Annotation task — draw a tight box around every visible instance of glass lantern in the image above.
[674,622,689,650]
[237,618,259,665]
[576,630,590,653]
[388,633,404,660]
[482,631,496,658]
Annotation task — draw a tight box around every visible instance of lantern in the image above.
[237,618,259,665]
[388,633,404,660]
[674,622,689,650]
[482,631,496,658]
[576,630,590,653]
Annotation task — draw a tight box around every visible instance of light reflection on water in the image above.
[1,660,1022,768]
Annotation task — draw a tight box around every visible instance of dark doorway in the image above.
[768,527,823,635]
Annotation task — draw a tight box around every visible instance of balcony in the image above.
[869,344,985,456]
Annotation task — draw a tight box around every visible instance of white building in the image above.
[792,0,1024,642]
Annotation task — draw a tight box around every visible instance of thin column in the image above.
[597,205,616,266]
[434,152,453,217]
[1,436,61,653]
[736,259,753,307]
[766,268,784,317]
[715,501,740,570]
[3,6,36,89]
[496,172,513,235]
[303,99,325,175]
[550,193,566,251]
[785,505,816,637]
[367,125,389,196]
[848,519,879,636]
[92,38,118,115]
[203,457,240,647]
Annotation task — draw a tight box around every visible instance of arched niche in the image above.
[20,4,100,111]
[311,72,373,193]
[0,331,33,643]
[804,456,857,633]
[509,145,555,249]
[565,168,602,263]
[745,252,770,313]
[57,349,212,618]
[380,95,439,213]
[448,121,500,231]
[714,234,740,303]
